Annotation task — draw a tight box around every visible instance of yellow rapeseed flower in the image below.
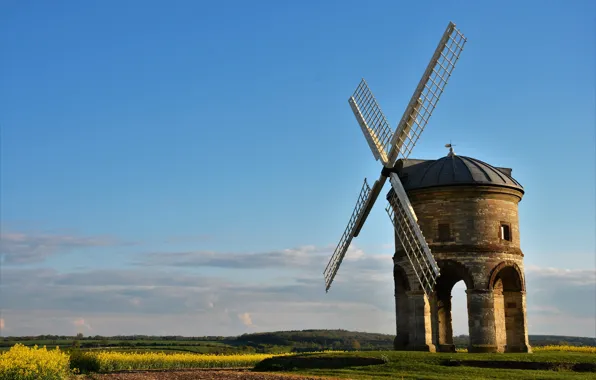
[454,345,595,354]
[533,345,596,354]
[0,343,72,380]
[92,351,288,372]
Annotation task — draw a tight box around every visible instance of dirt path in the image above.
[82,369,340,380]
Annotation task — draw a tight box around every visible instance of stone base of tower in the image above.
[393,287,437,352]
[393,258,532,355]
[468,344,499,353]
[436,344,456,353]
[407,344,437,352]
[393,339,436,352]
[503,344,533,353]
[466,289,499,353]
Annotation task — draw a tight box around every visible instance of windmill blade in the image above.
[353,174,387,237]
[324,178,376,292]
[349,79,393,165]
[388,21,467,163]
[385,173,440,296]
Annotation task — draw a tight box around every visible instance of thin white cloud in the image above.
[133,245,325,269]
[130,298,142,307]
[163,235,214,244]
[131,243,387,272]
[73,318,92,331]
[525,265,596,286]
[238,312,254,327]
[1,243,593,337]
[0,231,132,265]
[527,305,562,315]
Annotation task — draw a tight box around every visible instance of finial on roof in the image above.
[445,142,455,157]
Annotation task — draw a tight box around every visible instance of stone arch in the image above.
[489,261,530,353]
[394,264,411,291]
[431,260,474,352]
[393,265,410,350]
[488,261,525,292]
[437,259,475,292]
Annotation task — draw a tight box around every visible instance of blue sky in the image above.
[1,0,594,338]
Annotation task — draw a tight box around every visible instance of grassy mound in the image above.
[255,354,386,371]
[253,351,596,379]
[440,358,596,372]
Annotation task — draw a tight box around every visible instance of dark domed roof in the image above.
[393,154,524,193]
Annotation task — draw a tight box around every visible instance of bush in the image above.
[67,349,100,374]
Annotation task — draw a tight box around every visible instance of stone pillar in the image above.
[407,290,436,352]
[466,289,498,353]
[394,289,410,350]
[393,264,410,350]
[493,289,507,352]
[519,292,532,353]
[503,291,532,353]
[435,294,455,352]
[430,293,439,349]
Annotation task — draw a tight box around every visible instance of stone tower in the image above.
[389,149,531,353]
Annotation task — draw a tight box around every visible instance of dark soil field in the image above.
[82,369,336,379]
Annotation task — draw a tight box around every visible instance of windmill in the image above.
[323,21,467,295]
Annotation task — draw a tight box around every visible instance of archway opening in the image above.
[432,260,474,353]
[450,281,469,349]
[393,265,410,349]
[491,264,526,352]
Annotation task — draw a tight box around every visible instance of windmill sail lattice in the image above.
[389,22,466,162]
[386,173,439,295]
[323,21,467,295]
[349,79,393,165]
[323,179,371,292]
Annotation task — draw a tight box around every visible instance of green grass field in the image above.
[3,331,595,378]
[255,350,596,379]
[2,341,595,379]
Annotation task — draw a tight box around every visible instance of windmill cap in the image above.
[388,155,524,195]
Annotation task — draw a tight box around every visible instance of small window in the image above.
[500,223,511,241]
[438,223,452,242]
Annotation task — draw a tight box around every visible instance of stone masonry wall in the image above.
[394,185,526,289]
[401,185,523,252]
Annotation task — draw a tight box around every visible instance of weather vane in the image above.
[445,141,456,156]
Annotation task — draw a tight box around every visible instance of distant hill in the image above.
[3,329,595,353]
[232,329,395,351]
[233,330,596,350]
